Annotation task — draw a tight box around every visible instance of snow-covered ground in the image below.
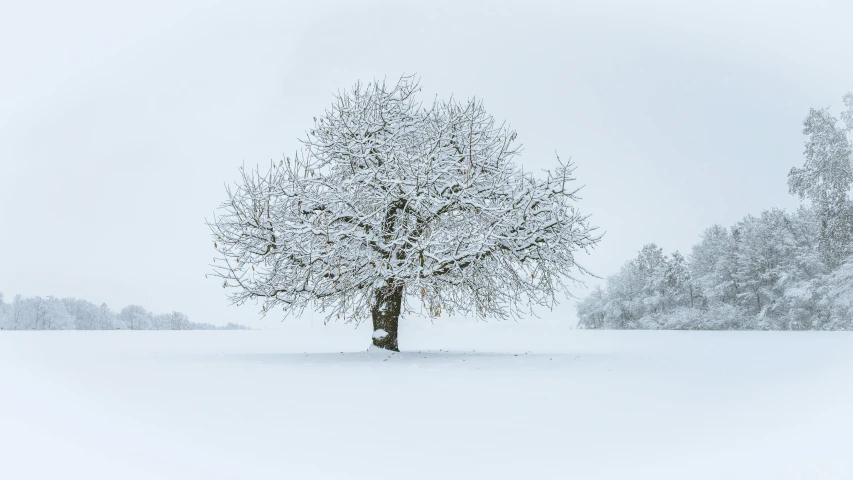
[1,321,852,479]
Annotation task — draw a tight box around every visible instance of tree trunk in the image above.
[371,281,403,352]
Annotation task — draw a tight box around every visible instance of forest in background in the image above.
[0,294,248,330]
[577,93,853,330]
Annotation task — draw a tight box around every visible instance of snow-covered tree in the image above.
[575,285,607,329]
[666,251,695,309]
[731,210,793,320]
[690,224,738,308]
[43,297,73,330]
[788,93,853,267]
[635,244,668,313]
[605,261,644,327]
[577,244,705,329]
[61,297,109,330]
[98,303,117,329]
[8,295,23,330]
[209,76,600,350]
[816,256,853,329]
[12,296,74,330]
[152,311,190,330]
[118,305,152,330]
[0,293,8,329]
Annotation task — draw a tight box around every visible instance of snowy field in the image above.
[1,321,852,479]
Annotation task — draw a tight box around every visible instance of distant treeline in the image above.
[576,207,853,330]
[0,294,249,331]
[577,93,853,331]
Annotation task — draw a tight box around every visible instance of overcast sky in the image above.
[1,0,851,327]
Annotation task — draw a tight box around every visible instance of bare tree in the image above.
[209,76,600,351]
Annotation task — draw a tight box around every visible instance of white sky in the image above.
[1,0,851,327]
